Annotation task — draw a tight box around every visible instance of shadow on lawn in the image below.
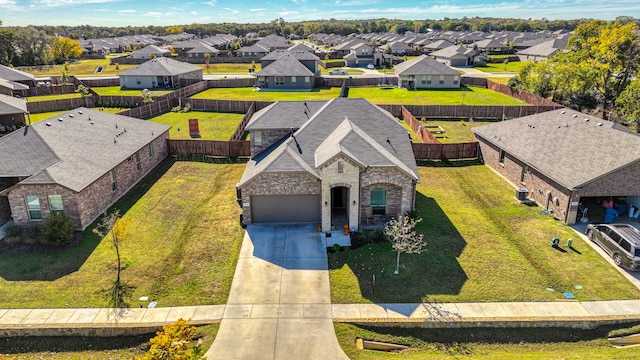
[329,192,467,303]
[0,159,174,282]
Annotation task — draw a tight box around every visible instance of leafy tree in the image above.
[93,210,130,286]
[50,36,83,64]
[165,25,184,34]
[61,62,70,84]
[384,216,427,275]
[141,88,154,103]
[135,319,203,360]
[0,28,16,65]
[616,78,640,132]
[76,84,92,107]
[12,27,52,66]
[41,214,74,247]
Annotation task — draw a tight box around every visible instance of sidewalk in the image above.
[2,300,640,336]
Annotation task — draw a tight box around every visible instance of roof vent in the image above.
[58,118,63,122]
[584,118,590,122]
[78,111,83,114]
[572,114,578,118]
[46,122,51,126]
[598,123,603,126]
[561,110,566,114]
[69,114,73,118]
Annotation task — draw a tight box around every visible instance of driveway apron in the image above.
[205,224,349,359]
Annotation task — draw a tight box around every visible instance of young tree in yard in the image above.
[61,62,70,84]
[76,84,92,107]
[93,210,130,286]
[141,88,154,103]
[384,216,426,275]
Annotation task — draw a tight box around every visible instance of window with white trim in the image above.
[439,75,445,85]
[426,75,432,84]
[25,195,42,220]
[275,77,285,86]
[254,131,262,146]
[135,152,141,171]
[370,188,387,215]
[453,75,459,85]
[110,170,117,191]
[48,195,64,216]
[147,143,154,158]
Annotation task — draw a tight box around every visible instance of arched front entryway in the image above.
[331,186,349,230]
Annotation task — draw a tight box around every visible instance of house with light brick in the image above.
[0,108,169,229]
[236,98,419,232]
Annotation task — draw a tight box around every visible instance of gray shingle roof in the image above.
[394,55,459,76]
[246,101,328,130]
[186,43,220,54]
[517,38,568,57]
[0,65,35,82]
[0,94,27,115]
[119,58,201,77]
[256,54,315,77]
[430,45,477,58]
[0,108,170,192]
[130,45,170,56]
[472,108,640,189]
[239,98,419,186]
[260,49,320,61]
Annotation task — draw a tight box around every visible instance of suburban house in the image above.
[256,50,320,90]
[394,55,461,89]
[471,38,511,55]
[118,57,203,89]
[236,98,420,232]
[0,108,170,229]
[385,41,413,55]
[472,108,640,225]
[516,38,568,62]
[332,38,369,57]
[422,39,456,53]
[255,34,290,51]
[343,43,377,67]
[0,94,27,132]
[186,43,220,59]
[129,45,171,59]
[236,44,270,58]
[430,45,478,66]
[0,65,36,88]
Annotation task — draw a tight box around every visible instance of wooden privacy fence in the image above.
[207,78,256,88]
[117,97,175,119]
[230,102,256,141]
[402,104,559,119]
[167,140,250,158]
[74,77,120,88]
[401,106,440,144]
[412,142,479,160]
[26,97,96,113]
[188,98,273,113]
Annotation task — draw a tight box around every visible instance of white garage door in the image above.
[251,195,321,223]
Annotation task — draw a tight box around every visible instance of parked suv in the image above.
[328,69,347,75]
[586,223,640,270]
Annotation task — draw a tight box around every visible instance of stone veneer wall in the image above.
[8,132,168,230]
[240,172,321,224]
[320,156,362,231]
[360,167,416,222]
[250,129,290,157]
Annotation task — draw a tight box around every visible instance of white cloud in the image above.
[223,7,240,14]
[145,11,175,17]
[202,0,217,6]
[32,0,120,7]
[190,10,198,15]
[0,0,22,11]
[250,8,267,12]
[117,9,136,14]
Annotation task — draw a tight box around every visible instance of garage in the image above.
[251,195,321,223]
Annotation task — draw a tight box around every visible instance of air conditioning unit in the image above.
[516,188,529,201]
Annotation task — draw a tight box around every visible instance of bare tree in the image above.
[93,210,129,286]
[384,215,426,274]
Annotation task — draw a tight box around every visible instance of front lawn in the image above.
[190,87,341,101]
[329,163,640,303]
[346,86,525,105]
[149,111,245,140]
[335,323,640,360]
[0,160,245,308]
[92,86,174,97]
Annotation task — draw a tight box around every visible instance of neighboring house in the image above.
[471,38,511,55]
[422,39,455,53]
[237,98,419,232]
[236,44,270,58]
[186,43,220,59]
[119,57,203,89]
[0,78,29,96]
[516,38,568,62]
[472,108,640,225]
[129,45,171,59]
[0,94,27,132]
[0,108,170,229]
[256,50,320,90]
[255,34,290,51]
[394,55,461,89]
[0,65,36,88]
[288,42,315,53]
[430,45,478,66]
[385,41,413,55]
[332,38,369,57]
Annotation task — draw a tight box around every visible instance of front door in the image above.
[331,187,349,230]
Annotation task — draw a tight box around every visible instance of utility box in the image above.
[516,188,529,201]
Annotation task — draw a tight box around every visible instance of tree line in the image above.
[508,20,640,129]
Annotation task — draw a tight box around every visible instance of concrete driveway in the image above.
[205,224,349,360]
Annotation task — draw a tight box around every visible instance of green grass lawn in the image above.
[0,160,245,308]
[17,59,136,77]
[149,111,244,140]
[487,77,510,85]
[329,163,640,304]
[92,86,174,97]
[420,119,496,143]
[346,86,525,105]
[26,92,82,102]
[190,87,341,101]
[475,61,527,73]
[335,323,640,359]
[399,119,423,143]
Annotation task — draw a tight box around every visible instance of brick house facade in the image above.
[237,98,419,231]
[473,108,640,225]
[0,108,169,230]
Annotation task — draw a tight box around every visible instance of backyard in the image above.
[329,162,640,304]
[474,61,527,73]
[191,87,342,101]
[91,86,174,97]
[17,58,136,77]
[346,86,526,105]
[0,160,246,308]
[419,119,497,143]
[148,111,244,140]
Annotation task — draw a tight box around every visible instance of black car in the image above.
[586,223,640,270]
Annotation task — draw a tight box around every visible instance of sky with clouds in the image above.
[0,0,639,27]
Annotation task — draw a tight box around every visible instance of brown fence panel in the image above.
[412,142,478,160]
[26,97,96,113]
[167,139,250,157]
[116,97,175,119]
[346,77,398,87]
[461,77,488,87]
[76,77,121,88]
[230,102,256,141]
[401,106,440,144]
[207,78,256,88]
